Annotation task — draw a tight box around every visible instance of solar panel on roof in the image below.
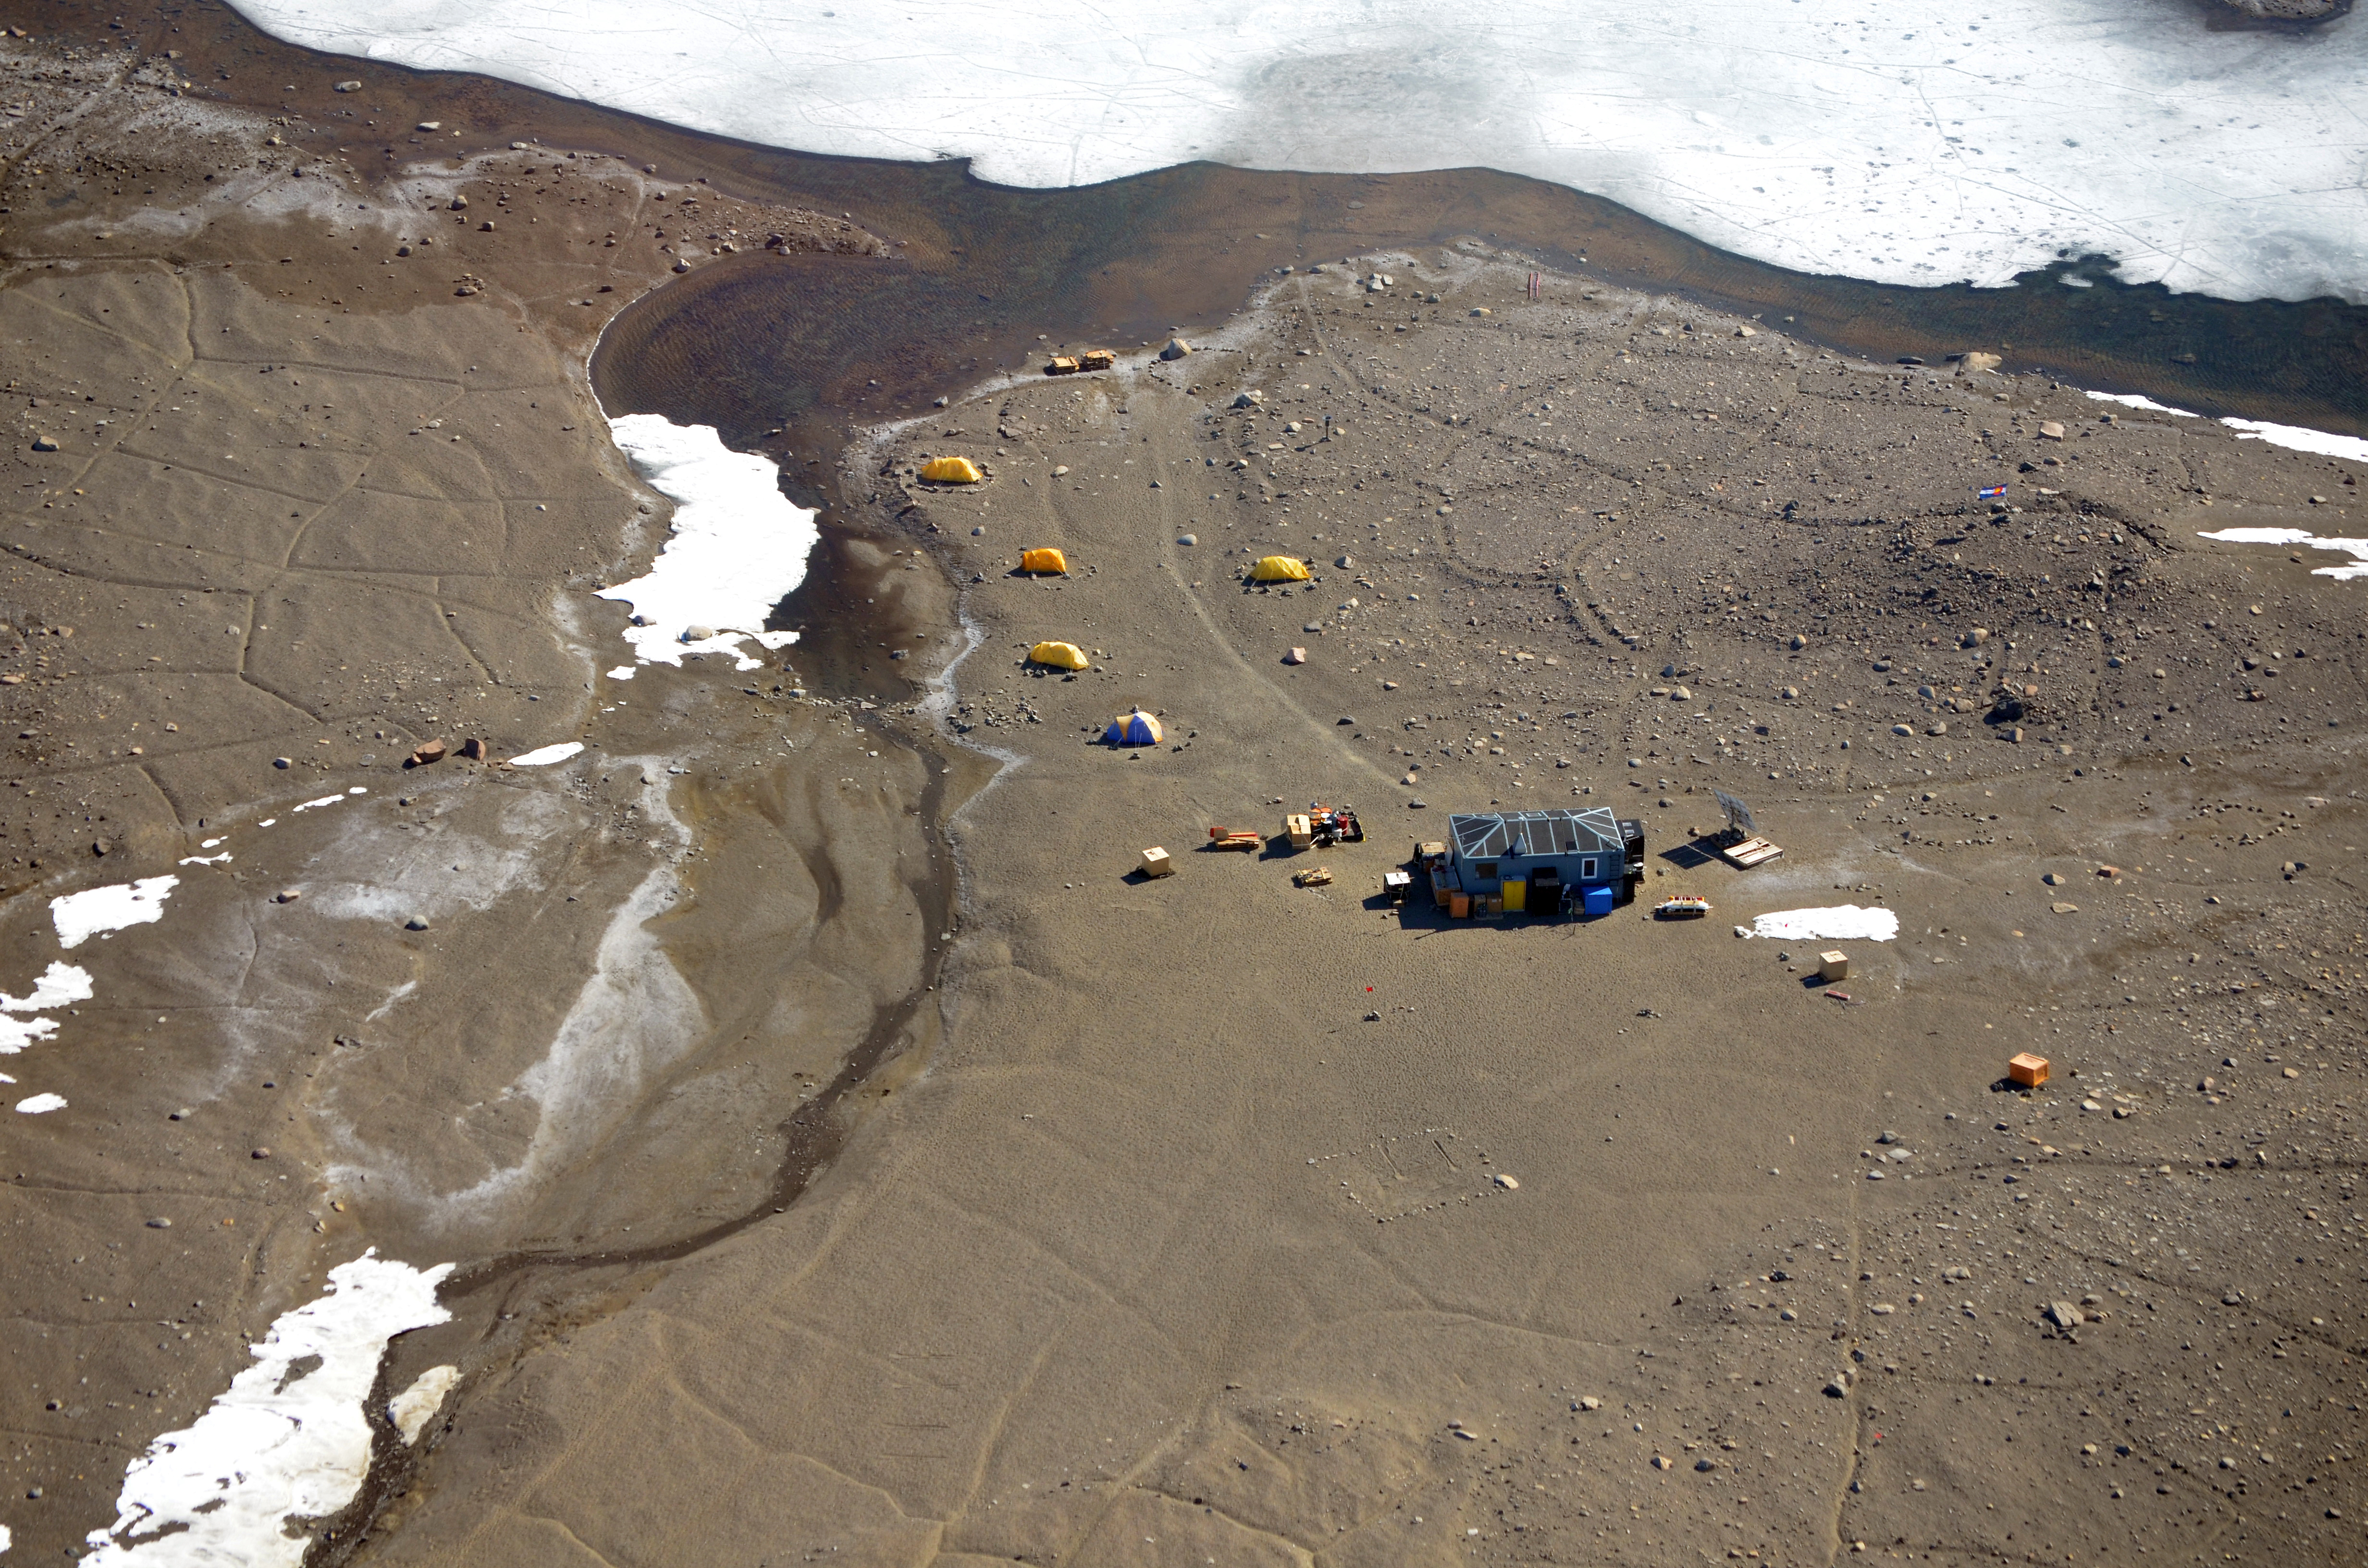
[1448,809,1624,859]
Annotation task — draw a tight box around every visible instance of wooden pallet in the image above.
[1721,835,1785,869]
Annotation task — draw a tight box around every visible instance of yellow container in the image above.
[1502,879,1527,913]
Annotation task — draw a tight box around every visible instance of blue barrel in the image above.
[1583,883,1615,917]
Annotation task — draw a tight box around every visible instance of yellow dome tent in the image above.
[920,455,984,484]
[1019,547,1069,574]
[1250,555,1311,582]
[1028,640,1090,671]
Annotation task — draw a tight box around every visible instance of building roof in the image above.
[1449,808,1626,861]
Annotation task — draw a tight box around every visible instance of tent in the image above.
[1104,709,1163,746]
[1020,547,1069,574]
[1249,555,1311,582]
[1028,640,1090,670]
[920,455,984,484]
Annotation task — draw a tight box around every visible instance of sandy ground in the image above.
[370,267,2367,1565]
[0,28,949,1562]
[2,13,2366,1568]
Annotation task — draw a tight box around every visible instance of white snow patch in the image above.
[292,793,348,812]
[179,851,233,866]
[0,1017,59,1054]
[387,1364,461,1443]
[84,1251,454,1568]
[14,1092,67,1114]
[51,876,178,950]
[606,665,637,680]
[230,0,2368,304]
[0,960,93,1055]
[508,741,585,768]
[2199,525,2368,581]
[1747,905,1900,943]
[258,818,277,828]
[1,1521,11,1554]
[0,961,95,1018]
[2084,391,2199,418]
[2219,417,2368,464]
[597,414,815,672]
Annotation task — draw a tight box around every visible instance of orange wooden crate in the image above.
[2008,1053,2050,1088]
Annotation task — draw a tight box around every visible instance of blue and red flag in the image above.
[1977,483,2008,499]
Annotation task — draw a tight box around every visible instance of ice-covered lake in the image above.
[232,0,2365,304]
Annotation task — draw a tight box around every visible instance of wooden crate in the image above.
[2008,1053,2051,1088]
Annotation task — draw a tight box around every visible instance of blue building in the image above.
[1431,808,1644,916]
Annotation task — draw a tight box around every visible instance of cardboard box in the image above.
[1140,846,1174,878]
[1818,950,1850,983]
[2009,1052,2051,1088]
[1285,812,1314,849]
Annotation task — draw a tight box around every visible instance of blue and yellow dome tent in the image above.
[1104,709,1163,746]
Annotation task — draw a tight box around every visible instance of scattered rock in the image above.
[1492,1173,1519,1190]
[1231,391,1264,408]
[448,195,468,210]
[273,888,301,904]
[1159,338,1192,360]
[30,435,58,453]
[272,756,292,769]
[416,121,441,132]
[250,1147,272,1159]
[1579,1396,1602,1410]
[2051,901,2080,914]
[1335,554,1354,569]
[405,915,430,931]
[1957,351,2001,374]
[682,625,717,642]
[2043,1301,2085,1329]
[2038,420,2066,440]
[146,1216,172,1228]
[1177,533,1197,546]
[333,79,362,92]
[1669,686,1693,701]
[1734,325,1756,338]
[1652,1455,1673,1470]
[1695,1457,1718,1471]
[1284,647,1307,665]
[459,737,488,760]
[407,740,448,766]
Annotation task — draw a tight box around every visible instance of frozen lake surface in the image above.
[231,0,2367,304]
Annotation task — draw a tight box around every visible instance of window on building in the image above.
[1473,861,1498,881]
[1580,857,1598,880]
